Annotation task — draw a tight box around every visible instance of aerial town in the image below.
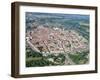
[26,25,88,55]
[26,12,89,67]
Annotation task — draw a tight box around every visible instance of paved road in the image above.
[64,53,75,65]
[26,40,40,53]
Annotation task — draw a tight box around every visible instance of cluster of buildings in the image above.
[26,25,89,55]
